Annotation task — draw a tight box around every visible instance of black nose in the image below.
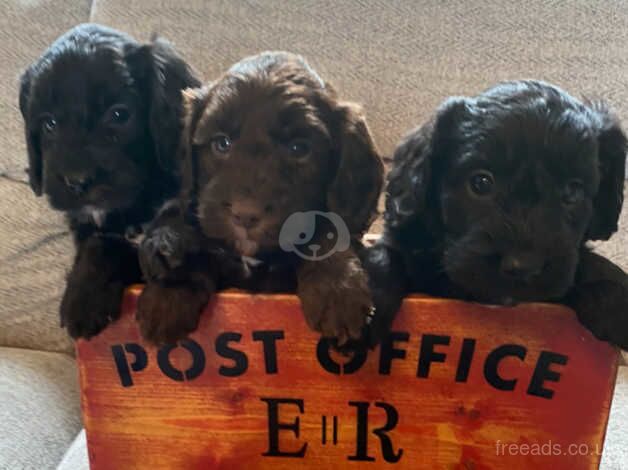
[63,175,91,195]
[500,253,543,281]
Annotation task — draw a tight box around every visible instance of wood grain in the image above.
[77,287,619,469]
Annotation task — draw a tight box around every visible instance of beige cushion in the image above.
[601,366,628,469]
[0,179,73,354]
[89,0,628,158]
[0,347,82,469]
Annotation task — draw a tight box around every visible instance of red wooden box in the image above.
[77,287,619,469]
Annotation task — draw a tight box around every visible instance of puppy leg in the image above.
[361,242,409,348]
[61,236,140,339]
[139,200,205,282]
[564,250,628,349]
[296,245,373,347]
[136,272,215,346]
[137,203,219,345]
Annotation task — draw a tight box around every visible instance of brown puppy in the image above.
[137,52,384,346]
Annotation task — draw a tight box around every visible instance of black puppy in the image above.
[19,24,200,338]
[365,80,628,349]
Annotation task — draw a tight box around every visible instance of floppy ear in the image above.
[178,86,211,202]
[586,102,627,241]
[385,97,469,230]
[327,103,384,236]
[19,68,43,196]
[127,37,200,172]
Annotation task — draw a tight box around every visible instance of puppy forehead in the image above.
[31,47,133,113]
[202,71,329,136]
[456,102,598,177]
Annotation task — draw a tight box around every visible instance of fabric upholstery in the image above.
[0,179,74,354]
[89,0,628,159]
[601,366,628,470]
[0,347,82,470]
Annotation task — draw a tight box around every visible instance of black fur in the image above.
[365,80,628,349]
[19,24,200,338]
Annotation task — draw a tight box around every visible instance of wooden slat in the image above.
[77,287,619,469]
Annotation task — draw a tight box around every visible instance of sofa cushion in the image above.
[0,179,73,354]
[89,0,628,158]
[601,366,628,469]
[0,347,82,470]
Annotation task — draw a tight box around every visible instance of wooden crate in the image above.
[77,287,619,469]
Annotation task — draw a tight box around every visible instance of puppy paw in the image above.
[298,264,373,347]
[567,280,628,349]
[60,280,124,339]
[139,226,186,281]
[136,282,210,345]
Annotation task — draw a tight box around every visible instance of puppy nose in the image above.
[232,213,260,230]
[500,254,543,281]
[63,175,91,195]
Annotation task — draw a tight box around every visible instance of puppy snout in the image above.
[499,253,543,282]
[231,201,262,230]
[63,175,92,195]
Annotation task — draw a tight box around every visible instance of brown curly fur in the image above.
[137,52,384,346]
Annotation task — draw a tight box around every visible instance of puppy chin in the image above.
[227,224,257,256]
[86,187,137,210]
[45,180,138,214]
[232,223,289,257]
[447,265,575,305]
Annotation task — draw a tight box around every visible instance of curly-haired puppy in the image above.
[136,51,384,345]
[365,80,628,349]
[19,24,200,338]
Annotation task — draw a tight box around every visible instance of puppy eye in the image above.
[468,170,495,197]
[562,179,585,205]
[211,134,232,154]
[105,105,131,126]
[287,139,311,159]
[40,115,57,136]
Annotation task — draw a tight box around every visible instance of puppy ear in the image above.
[127,37,200,172]
[385,97,469,229]
[178,87,210,201]
[327,103,384,236]
[19,69,43,196]
[586,102,627,241]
